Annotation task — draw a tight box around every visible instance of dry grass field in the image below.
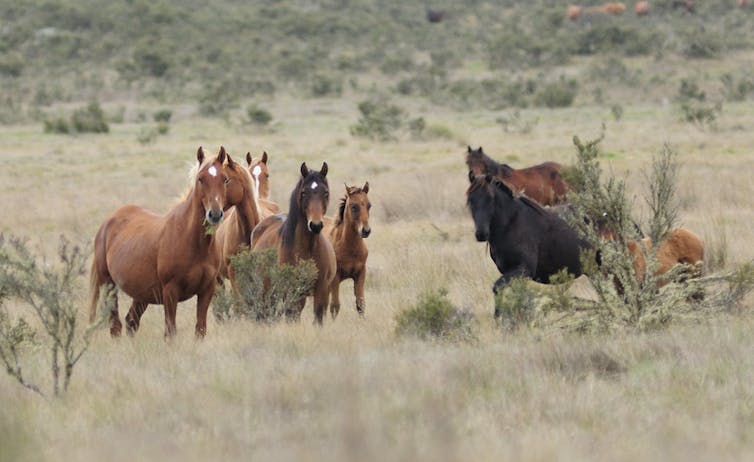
[3,66,754,460]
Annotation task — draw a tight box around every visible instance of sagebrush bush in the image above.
[213,248,318,323]
[246,105,273,126]
[71,102,109,133]
[675,79,722,130]
[535,78,578,108]
[395,289,476,342]
[350,99,405,141]
[0,234,105,397]
[153,109,172,123]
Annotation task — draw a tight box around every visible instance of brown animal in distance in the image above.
[628,228,704,287]
[464,146,569,206]
[635,1,650,16]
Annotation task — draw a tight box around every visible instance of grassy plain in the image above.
[3,62,754,461]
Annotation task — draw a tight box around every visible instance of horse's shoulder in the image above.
[518,196,547,216]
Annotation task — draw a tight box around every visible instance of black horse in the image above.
[466,172,593,316]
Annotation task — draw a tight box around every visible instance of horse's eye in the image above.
[367,203,372,210]
[197,178,204,185]
[224,178,231,185]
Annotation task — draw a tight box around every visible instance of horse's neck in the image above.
[333,217,361,245]
[233,192,261,242]
[498,163,513,177]
[169,190,213,246]
[490,191,520,231]
[282,220,317,262]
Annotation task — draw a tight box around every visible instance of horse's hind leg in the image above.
[125,301,148,336]
[109,296,122,337]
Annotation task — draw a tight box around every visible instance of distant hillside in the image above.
[1,0,752,118]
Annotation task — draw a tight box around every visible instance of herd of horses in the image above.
[464,146,704,315]
[87,144,704,338]
[567,1,749,20]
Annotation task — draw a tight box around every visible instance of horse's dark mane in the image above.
[335,197,347,226]
[280,171,329,249]
[489,177,547,216]
[335,186,367,226]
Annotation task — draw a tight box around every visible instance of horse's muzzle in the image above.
[308,220,323,234]
[475,230,489,242]
[206,209,224,225]
[361,227,371,238]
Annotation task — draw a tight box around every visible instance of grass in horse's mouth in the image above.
[204,222,218,235]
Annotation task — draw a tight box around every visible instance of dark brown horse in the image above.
[250,162,337,324]
[465,146,568,206]
[89,147,247,338]
[323,182,372,319]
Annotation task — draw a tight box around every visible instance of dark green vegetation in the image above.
[395,288,476,341]
[1,0,753,123]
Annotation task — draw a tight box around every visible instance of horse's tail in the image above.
[88,255,101,323]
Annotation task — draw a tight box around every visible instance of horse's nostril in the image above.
[361,228,371,238]
[308,221,323,234]
[475,230,488,242]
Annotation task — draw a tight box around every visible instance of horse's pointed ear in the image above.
[226,153,235,168]
[218,146,227,164]
[262,151,268,164]
[467,146,472,153]
[300,162,309,178]
[320,162,328,177]
[468,171,475,183]
[246,152,252,166]
[344,183,352,195]
[197,146,205,165]
[362,181,369,194]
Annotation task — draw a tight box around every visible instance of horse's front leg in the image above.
[313,281,330,326]
[354,268,366,317]
[162,284,179,339]
[195,285,216,339]
[492,264,531,318]
[329,274,341,320]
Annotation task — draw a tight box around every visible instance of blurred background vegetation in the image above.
[1,0,752,125]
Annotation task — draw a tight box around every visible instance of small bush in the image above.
[679,27,723,59]
[310,74,343,97]
[71,102,109,133]
[43,117,71,134]
[408,117,425,139]
[494,278,541,330]
[246,105,273,126]
[214,248,318,323]
[535,78,578,108]
[0,235,105,397]
[721,73,754,102]
[496,110,539,134]
[350,99,405,141]
[153,109,172,123]
[395,289,476,342]
[0,52,24,77]
[675,79,722,130]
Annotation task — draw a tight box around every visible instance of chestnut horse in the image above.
[323,182,372,319]
[628,228,704,287]
[89,147,247,338]
[214,154,262,283]
[246,151,281,218]
[465,146,568,205]
[251,162,336,324]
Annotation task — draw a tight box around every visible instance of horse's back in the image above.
[661,228,704,265]
[251,214,286,250]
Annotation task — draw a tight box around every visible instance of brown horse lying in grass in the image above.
[465,146,568,206]
[628,228,704,287]
[246,151,281,218]
[323,182,372,319]
[251,162,336,324]
[90,147,247,338]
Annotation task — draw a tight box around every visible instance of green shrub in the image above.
[71,101,109,133]
[350,99,405,141]
[395,289,476,342]
[214,248,318,323]
[408,117,425,139]
[494,278,541,331]
[496,110,539,134]
[721,73,754,102]
[246,105,273,126]
[675,79,722,130]
[310,74,343,97]
[535,78,578,108]
[0,52,24,77]
[43,117,71,134]
[153,109,172,123]
[679,26,723,59]
[0,235,105,397]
